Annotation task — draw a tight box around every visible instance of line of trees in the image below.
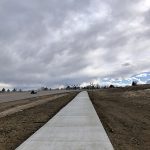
[65,80,138,90]
[0,88,22,93]
[65,84,115,90]
[0,80,139,92]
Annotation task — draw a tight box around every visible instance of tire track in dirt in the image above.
[0,94,67,118]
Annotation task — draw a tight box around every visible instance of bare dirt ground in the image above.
[89,87,150,150]
[0,92,78,150]
[0,94,67,118]
[0,92,71,112]
[0,93,67,113]
[0,90,73,103]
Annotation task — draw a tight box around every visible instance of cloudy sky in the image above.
[0,0,150,89]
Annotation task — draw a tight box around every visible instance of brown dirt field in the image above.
[0,92,78,150]
[0,94,67,118]
[0,93,66,113]
[88,88,150,150]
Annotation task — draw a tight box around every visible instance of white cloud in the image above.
[135,73,148,77]
[0,83,12,90]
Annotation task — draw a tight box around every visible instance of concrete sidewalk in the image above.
[16,91,114,150]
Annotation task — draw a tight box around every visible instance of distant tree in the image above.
[90,83,95,89]
[7,89,10,92]
[2,88,5,92]
[73,85,77,90]
[66,86,71,90]
[109,85,115,88]
[44,87,48,91]
[132,81,137,86]
[103,86,107,89]
[12,88,17,92]
[19,89,22,92]
[95,84,100,89]
[41,87,48,91]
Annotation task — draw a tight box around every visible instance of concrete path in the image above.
[16,91,114,150]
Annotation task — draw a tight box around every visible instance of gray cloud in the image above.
[0,0,150,89]
[122,63,131,67]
